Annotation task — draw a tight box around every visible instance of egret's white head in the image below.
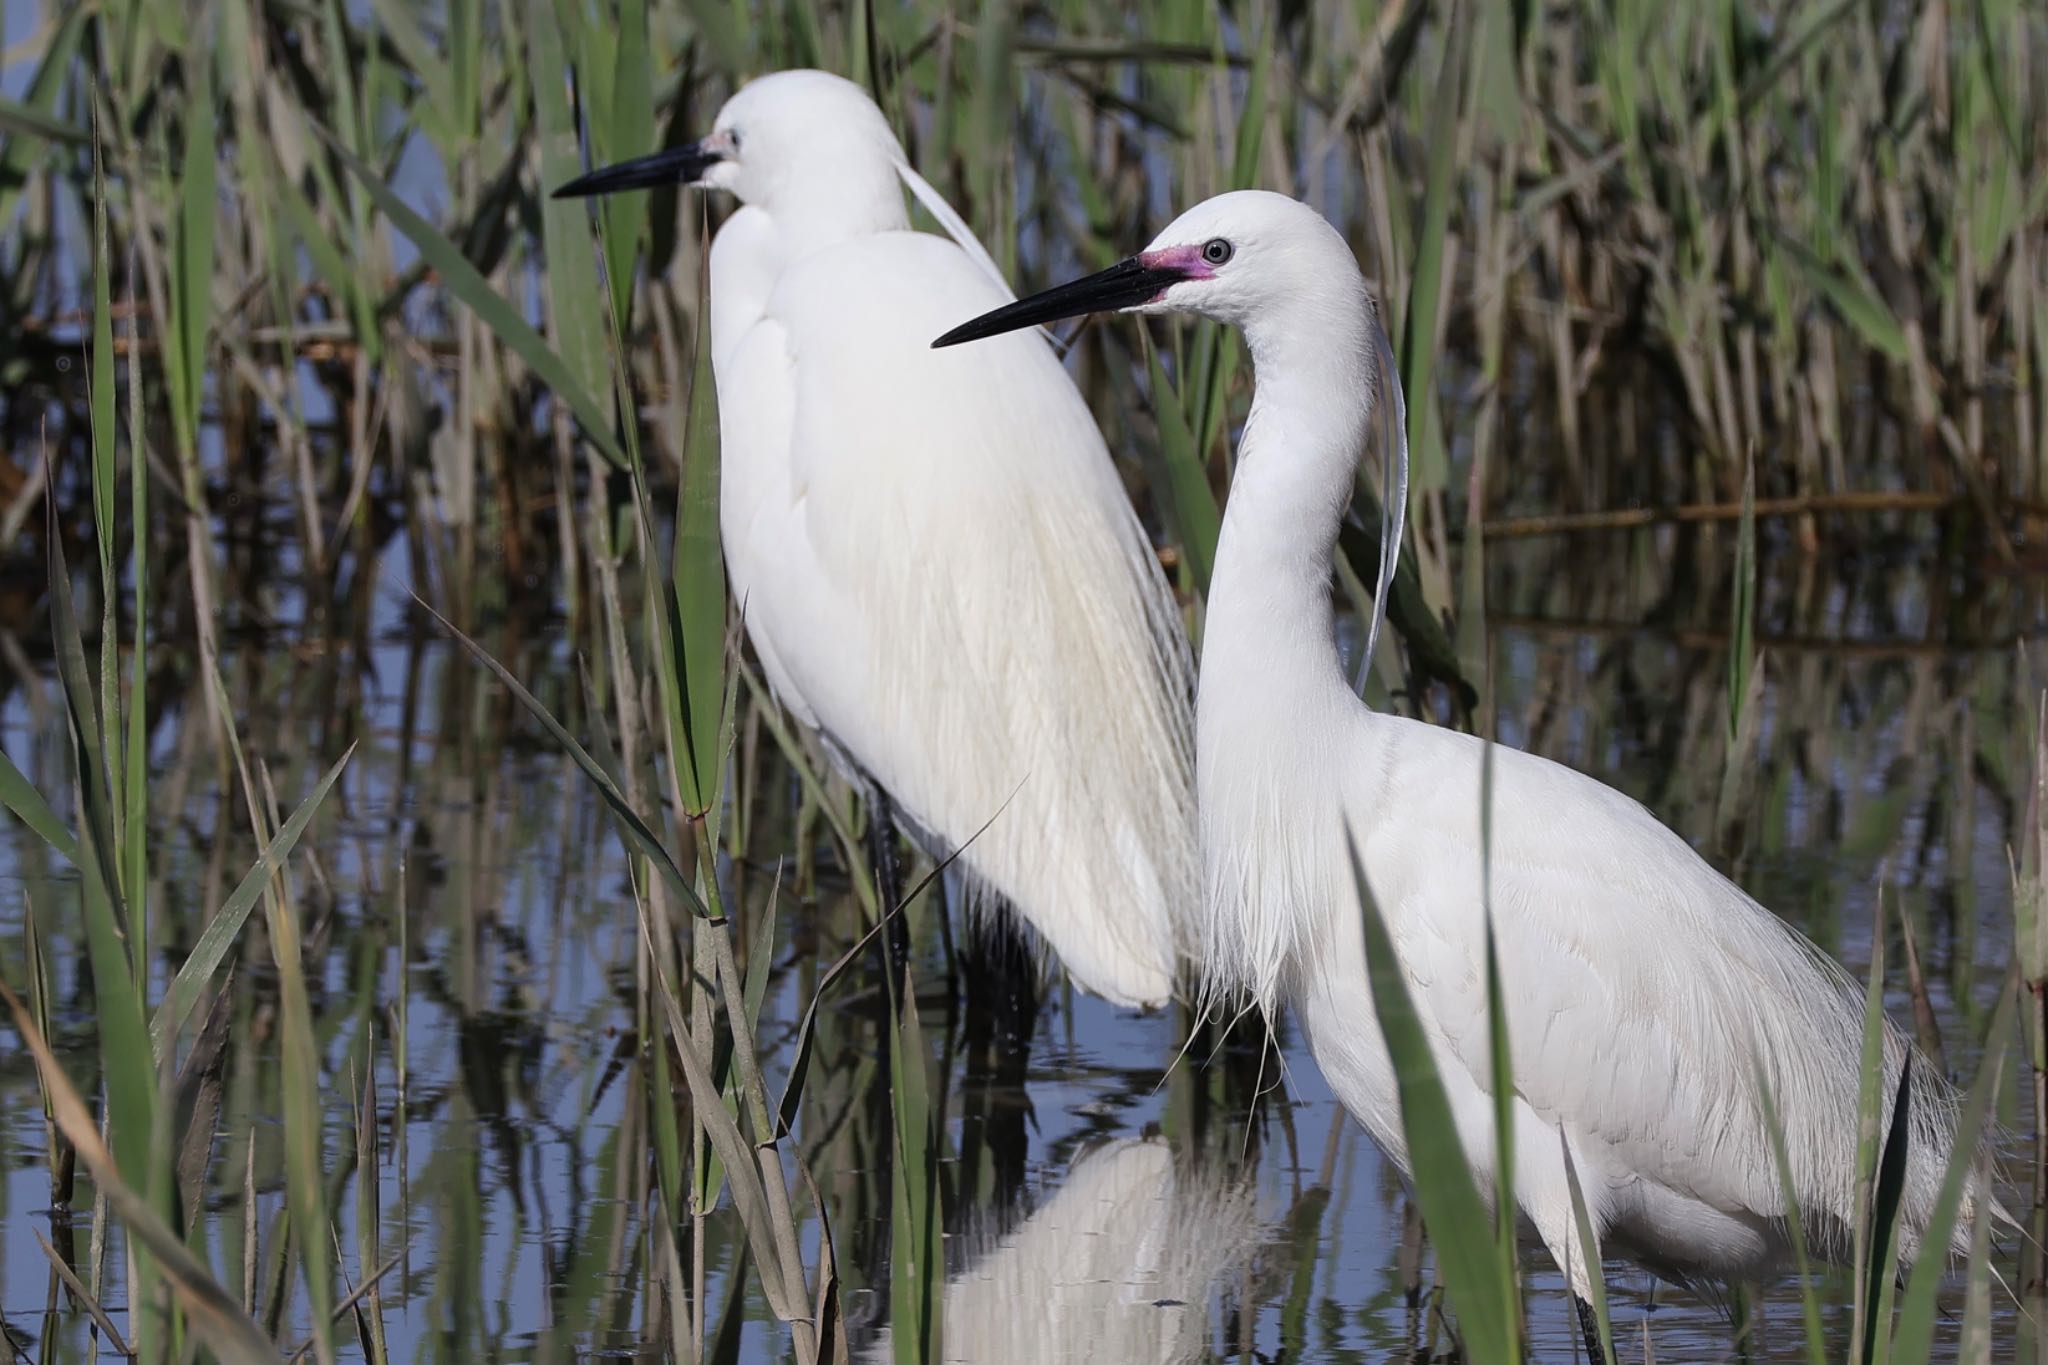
[553,69,908,232]
[932,190,1372,357]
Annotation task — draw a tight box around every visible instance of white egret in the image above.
[934,189,1992,1354]
[555,71,1195,1009]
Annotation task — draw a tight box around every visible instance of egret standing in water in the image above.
[934,190,1991,1354]
[554,72,1194,1009]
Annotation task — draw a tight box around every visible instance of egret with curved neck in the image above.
[557,71,1197,1009]
[934,189,1991,1354]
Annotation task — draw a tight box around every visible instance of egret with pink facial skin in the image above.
[935,188,1996,1358]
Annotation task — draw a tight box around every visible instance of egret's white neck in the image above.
[754,150,910,260]
[1192,274,1380,1012]
[1199,291,1376,712]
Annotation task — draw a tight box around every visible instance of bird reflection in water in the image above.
[869,1138,1260,1364]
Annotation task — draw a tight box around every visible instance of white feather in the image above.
[893,157,1016,304]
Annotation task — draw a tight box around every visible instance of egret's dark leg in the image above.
[1575,1294,1610,1365]
[955,911,1035,1223]
[867,786,910,980]
[961,912,1040,1050]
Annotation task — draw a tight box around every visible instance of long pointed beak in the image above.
[931,257,1187,348]
[552,141,723,199]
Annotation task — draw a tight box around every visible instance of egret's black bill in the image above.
[552,142,722,199]
[931,257,1186,348]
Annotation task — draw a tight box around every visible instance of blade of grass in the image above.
[320,129,628,467]
[887,962,941,1365]
[670,234,727,816]
[167,47,218,458]
[0,748,81,864]
[2,980,278,1365]
[0,7,88,239]
[419,596,701,909]
[597,0,653,329]
[1142,340,1221,596]
[632,907,806,1324]
[1770,231,1910,363]
[1348,831,1515,1362]
[1396,0,1472,518]
[1848,891,1891,1362]
[148,746,354,1055]
[234,756,337,1365]
[1861,1055,1915,1364]
[0,97,89,144]
[46,513,155,1214]
[1559,1137,1613,1365]
[1478,738,1523,1350]
[1892,971,2015,1359]
[529,0,611,417]
[1754,1063,1829,1365]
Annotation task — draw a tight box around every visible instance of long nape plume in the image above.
[892,157,1016,303]
[1355,316,1409,698]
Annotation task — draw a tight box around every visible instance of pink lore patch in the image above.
[1140,244,1216,280]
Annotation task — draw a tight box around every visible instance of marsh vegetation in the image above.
[2,0,2046,1359]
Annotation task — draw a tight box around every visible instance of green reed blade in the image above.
[168,47,218,458]
[599,0,654,330]
[1736,0,1858,112]
[1397,2,1471,508]
[1349,832,1516,1363]
[246,769,337,1365]
[671,258,729,818]
[363,0,456,141]
[530,0,612,417]
[1478,740,1523,1344]
[12,508,157,1359]
[419,597,703,912]
[2,982,277,1365]
[1861,1056,1914,1365]
[1559,1136,1614,1365]
[149,746,354,1057]
[634,909,804,1323]
[322,130,629,467]
[1958,1150,1995,1363]
[1728,452,1757,739]
[1892,969,2015,1359]
[0,7,87,239]
[275,175,364,337]
[0,98,88,144]
[0,747,80,864]
[1770,231,1910,363]
[1753,1062,1829,1365]
[743,891,777,1030]
[1848,898,1890,1362]
[449,0,481,140]
[1229,19,1269,191]
[888,964,942,1365]
[353,1040,389,1365]
[1143,339,1221,596]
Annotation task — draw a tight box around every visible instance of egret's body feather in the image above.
[608,71,1195,1006]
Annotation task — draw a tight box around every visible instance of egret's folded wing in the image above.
[730,231,1195,1005]
[1363,728,1877,1223]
